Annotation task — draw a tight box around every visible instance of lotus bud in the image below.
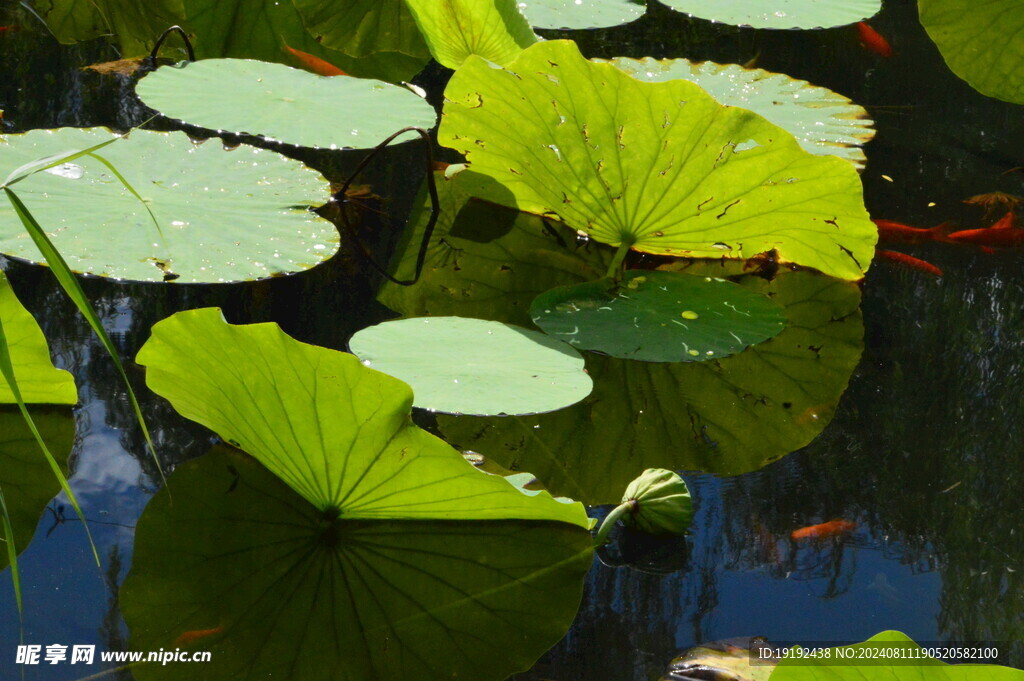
[594,468,693,545]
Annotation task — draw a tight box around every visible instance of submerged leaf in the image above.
[660,0,880,29]
[919,0,1024,105]
[0,270,76,405]
[530,270,786,362]
[291,0,429,59]
[136,58,437,149]
[121,447,593,681]
[0,128,337,283]
[441,40,876,280]
[599,57,875,169]
[403,0,538,68]
[349,316,593,415]
[137,308,591,524]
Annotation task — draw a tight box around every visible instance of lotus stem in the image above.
[149,26,195,63]
[593,499,635,546]
[604,239,633,282]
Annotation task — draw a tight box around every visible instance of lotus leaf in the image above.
[0,270,76,405]
[0,406,74,572]
[32,0,186,56]
[919,0,1024,105]
[441,41,876,280]
[771,631,1024,680]
[348,316,593,415]
[0,128,337,283]
[121,446,593,681]
[137,307,591,525]
[517,0,646,29]
[291,0,429,59]
[660,0,880,29]
[403,0,538,68]
[136,59,438,149]
[599,57,875,168]
[530,270,786,362]
[440,267,864,503]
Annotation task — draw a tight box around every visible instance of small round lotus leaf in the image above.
[0,128,337,283]
[660,0,880,29]
[530,270,786,363]
[349,317,593,416]
[517,0,645,29]
[599,57,875,169]
[136,58,438,149]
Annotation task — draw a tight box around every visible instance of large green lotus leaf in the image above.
[440,268,864,503]
[919,0,1024,105]
[517,0,646,29]
[0,128,337,283]
[137,307,591,525]
[530,270,786,362]
[403,0,537,68]
[0,270,76,405]
[599,57,875,169]
[771,631,1024,680]
[440,41,876,281]
[378,169,613,326]
[181,0,428,81]
[32,0,186,56]
[292,0,430,59]
[136,59,438,150]
[348,316,592,415]
[660,0,880,29]
[0,406,74,573]
[121,446,593,681]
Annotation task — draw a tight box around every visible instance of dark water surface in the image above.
[2,1,1023,679]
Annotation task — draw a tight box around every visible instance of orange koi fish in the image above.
[284,45,347,76]
[948,211,1023,247]
[873,219,947,244]
[875,249,943,276]
[857,22,893,57]
[0,26,17,33]
[790,519,857,541]
[173,626,224,646]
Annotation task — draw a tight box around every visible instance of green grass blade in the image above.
[2,137,122,187]
[0,311,99,566]
[3,187,167,490]
[0,484,23,617]
[86,151,169,255]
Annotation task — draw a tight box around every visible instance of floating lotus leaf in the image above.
[403,0,537,68]
[919,0,1024,105]
[32,0,186,56]
[137,59,437,150]
[440,268,864,503]
[531,270,786,362]
[660,0,880,29]
[292,0,429,59]
[348,316,593,415]
[121,446,593,681]
[441,41,876,280]
[599,57,875,168]
[0,270,76,405]
[771,631,1024,680]
[517,0,646,29]
[0,128,337,283]
[137,307,591,523]
[0,406,74,572]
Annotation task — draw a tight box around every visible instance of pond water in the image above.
[1,1,1023,680]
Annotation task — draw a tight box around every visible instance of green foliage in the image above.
[530,270,786,362]
[121,446,594,681]
[349,316,593,415]
[137,58,437,149]
[441,40,877,280]
[403,0,537,68]
[517,0,645,29]
[919,0,1024,105]
[138,308,592,524]
[33,0,186,56]
[291,0,429,59]
[659,0,880,29]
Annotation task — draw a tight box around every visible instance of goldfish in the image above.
[873,219,947,244]
[284,45,347,76]
[173,626,224,646]
[947,211,1023,247]
[790,519,857,541]
[0,25,17,34]
[857,22,893,57]
[875,249,943,276]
